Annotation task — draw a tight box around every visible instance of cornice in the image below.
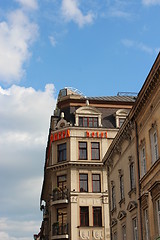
[46,161,104,171]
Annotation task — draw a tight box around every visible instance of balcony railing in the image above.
[52,189,68,201]
[52,223,68,236]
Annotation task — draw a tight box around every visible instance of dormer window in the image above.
[115,109,129,128]
[75,106,102,127]
[79,117,98,127]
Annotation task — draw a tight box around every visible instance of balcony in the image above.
[52,223,69,239]
[51,188,68,205]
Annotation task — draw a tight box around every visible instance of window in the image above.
[79,142,87,160]
[58,143,66,162]
[80,207,89,226]
[57,175,67,189]
[150,130,159,164]
[120,175,124,200]
[119,118,125,127]
[111,185,116,210]
[92,174,101,193]
[113,231,117,240]
[57,208,67,225]
[144,209,150,240]
[122,224,126,240]
[79,117,98,127]
[156,198,160,235]
[130,162,135,190]
[93,207,102,226]
[132,217,138,240]
[79,174,88,192]
[91,142,100,160]
[140,146,146,177]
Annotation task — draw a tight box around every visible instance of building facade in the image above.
[39,88,135,240]
[103,53,160,240]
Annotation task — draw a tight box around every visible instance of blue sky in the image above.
[0,0,160,239]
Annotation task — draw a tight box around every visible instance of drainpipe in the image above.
[107,165,112,240]
[135,121,143,240]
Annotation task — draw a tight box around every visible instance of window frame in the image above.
[93,207,102,227]
[120,174,124,200]
[140,146,146,178]
[111,184,116,210]
[57,207,67,225]
[150,129,159,164]
[79,117,98,127]
[57,175,67,189]
[144,208,150,240]
[122,224,126,240]
[80,206,89,226]
[79,142,87,160]
[92,174,101,193]
[156,198,160,236]
[130,162,135,190]
[79,173,88,192]
[91,142,100,160]
[57,143,67,162]
[132,217,138,240]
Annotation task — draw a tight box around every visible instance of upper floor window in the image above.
[130,162,135,190]
[113,231,117,240]
[120,174,124,200]
[79,117,98,127]
[80,207,89,226]
[140,146,146,178]
[116,109,129,128]
[111,184,116,210]
[122,224,126,240]
[156,198,160,236]
[132,217,138,240]
[79,174,88,192]
[79,142,87,160]
[58,143,66,162]
[150,129,159,164]
[92,174,101,193]
[144,208,150,240]
[91,142,100,160]
[57,208,67,225]
[93,207,102,226]
[57,175,67,189]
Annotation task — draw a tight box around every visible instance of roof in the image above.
[86,96,136,102]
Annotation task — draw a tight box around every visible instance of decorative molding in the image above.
[117,210,126,220]
[111,218,117,227]
[127,201,137,212]
[79,230,90,239]
[70,196,78,203]
[92,230,103,240]
[140,193,148,209]
[148,181,160,200]
[102,196,108,204]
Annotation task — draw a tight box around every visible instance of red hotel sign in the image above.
[50,129,70,142]
[86,131,107,138]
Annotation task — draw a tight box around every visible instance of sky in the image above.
[0,0,160,239]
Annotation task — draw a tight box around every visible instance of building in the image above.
[39,87,135,240]
[103,53,160,240]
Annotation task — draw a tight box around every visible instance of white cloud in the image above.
[0,9,38,84]
[142,0,160,5]
[49,35,57,46]
[121,38,156,54]
[0,84,56,239]
[15,0,38,10]
[61,0,94,27]
[0,218,40,240]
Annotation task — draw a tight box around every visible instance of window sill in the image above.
[119,198,125,207]
[128,188,136,198]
